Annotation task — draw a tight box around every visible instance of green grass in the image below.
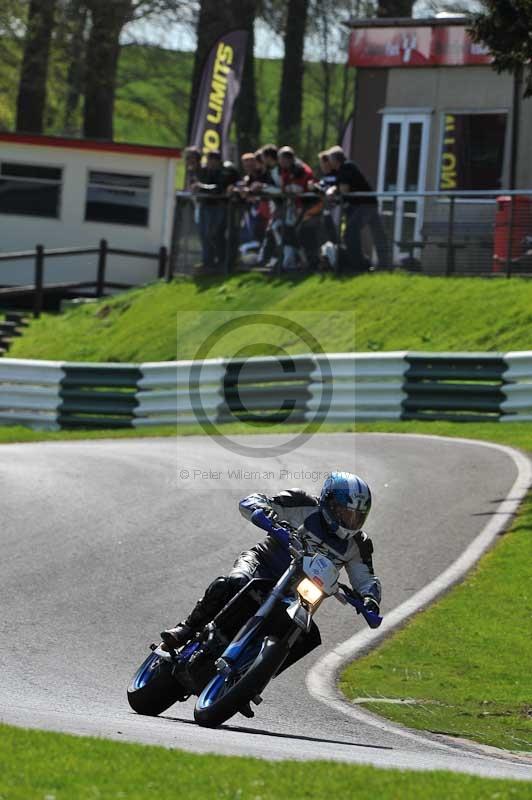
[8,272,532,362]
[340,496,532,752]
[1,420,532,449]
[0,723,529,800]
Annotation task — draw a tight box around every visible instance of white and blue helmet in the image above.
[320,472,372,539]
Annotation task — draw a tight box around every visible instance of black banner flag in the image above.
[189,29,249,159]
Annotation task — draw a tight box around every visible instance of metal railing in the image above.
[170,189,532,278]
[1,352,531,430]
[0,239,170,317]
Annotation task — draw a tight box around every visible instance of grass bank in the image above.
[7,272,532,363]
[0,722,528,800]
[340,493,532,752]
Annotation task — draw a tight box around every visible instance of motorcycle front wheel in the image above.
[194,636,288,728]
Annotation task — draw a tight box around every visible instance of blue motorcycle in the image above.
[127,527,382,727]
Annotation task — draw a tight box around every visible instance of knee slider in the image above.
[226,573,250,596]
[204,576,233,606]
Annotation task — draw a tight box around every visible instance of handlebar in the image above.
[339,583,382,629]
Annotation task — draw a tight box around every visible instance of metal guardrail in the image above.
[0,353,531,430]
[171,189,532,278]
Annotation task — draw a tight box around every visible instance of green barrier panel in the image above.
[403,382,504,413]
[403,354,507,420]
[60,400,138,415]
[59,365,141,428]
[60,367,142,388]
[223,358,315,387]
[220,358,314,424]
[405,353,506,382]
[402,411,501,422]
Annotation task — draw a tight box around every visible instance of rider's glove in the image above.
[269,525,291,547]
[363,597,380,616]
[250,508,277,533]
[250,508,291,547]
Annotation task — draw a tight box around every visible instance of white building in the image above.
[0,132,181,289]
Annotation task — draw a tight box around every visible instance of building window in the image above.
[439,113,507,191]
[0,162,62,218]
[85,171,151,226]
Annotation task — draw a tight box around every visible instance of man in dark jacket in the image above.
[278,146,321,271]
[194,150,238,273]
[327,146,389,272]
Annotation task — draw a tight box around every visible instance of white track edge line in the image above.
[306,434,532,761]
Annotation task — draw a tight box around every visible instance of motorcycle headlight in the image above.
[297,577,324,606]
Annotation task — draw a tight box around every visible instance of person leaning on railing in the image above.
[278,146,322,272]
[327,146,389,273]
[192,150,239,274]
[309,150,340,247]
[226,152,275,263]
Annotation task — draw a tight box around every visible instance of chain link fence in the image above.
[170,189,532,278]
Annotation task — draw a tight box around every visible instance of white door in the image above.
[377,113,431,264]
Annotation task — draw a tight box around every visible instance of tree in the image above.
[235,20,261,154]
[83,0,133,138]
[63,0,89,133]
[468,1,532,96]
[187,0,259,153]
[16,0,57,133]
[377,0,415,15]
[84,0,187,139]
[278,0,308,149]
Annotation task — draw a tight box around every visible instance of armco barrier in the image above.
[0,359,63,428]
[0,353,531,430]
[501,352,532,422]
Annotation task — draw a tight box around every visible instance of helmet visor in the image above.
[329,499,367,531]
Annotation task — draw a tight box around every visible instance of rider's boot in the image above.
[161,576,236,650]
[160,622,192,651]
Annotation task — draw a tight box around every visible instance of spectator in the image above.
[314,150,337,192]
[231,152,271,255]
[240,152,260,182]
[194,150,238,274]
[184,146,202,190]
[247,145,282,270]
[311,150,339,245]
[278,146,321,271]
[259,144,282,189]
[327,146,389,272]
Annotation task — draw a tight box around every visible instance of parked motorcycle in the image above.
[127,524,382,728]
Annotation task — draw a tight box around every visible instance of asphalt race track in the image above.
[1,433,531,781]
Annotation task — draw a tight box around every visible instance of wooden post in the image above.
[34,244,44,318]
[158,245,168,279]
[96,238,107,297]
[165,244,174,283]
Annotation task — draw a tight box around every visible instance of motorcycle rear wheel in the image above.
[194,636,288,728]
[127,651,188,716]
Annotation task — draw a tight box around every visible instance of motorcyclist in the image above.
[162,472,382,655]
